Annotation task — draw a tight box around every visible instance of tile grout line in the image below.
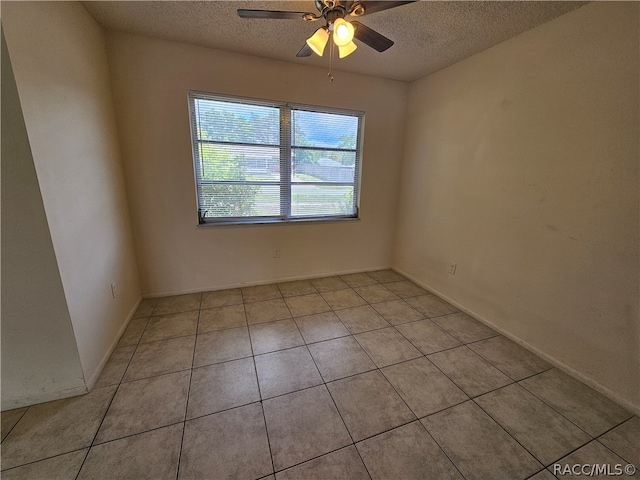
[146,308,199,319]
[243,294,279,478]
[330,314,446,474]
[257,401,277,478]
[302,334,371,478]
[532,415,637,470]
[591,437,637,468]
[272,444,364,477]
[413,397,471,420]
[406,315,466,346]
[471,394,549,469]
[174,293,202,480]
[439,343,513,387]
[72,313,153,480]
[465,339,552,383]
[510,366,555,384]
[425,313,500,344]
[516,375,606,441]
[131,331,199,348]
[370,302,426,326]
[346,325,437,425]
[412,328,552,393]
[267,283,399,477]
[179,399,266,424]
[410,352,541,478]
[294,317,351,346]
[0,406,30,445]
[416,421,470,480]
[0,447,90,475]
[413,334,523,402]
[86,421,188,449]
[109,367,196,389]
[523,467,552,480]
[333,332,422,480]
[596,416,636,439]
[471,367,633,468]
[391,318,461,359]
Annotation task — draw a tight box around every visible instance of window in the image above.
[188,92,363,225]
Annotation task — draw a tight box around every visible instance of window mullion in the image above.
[280,106,292,218]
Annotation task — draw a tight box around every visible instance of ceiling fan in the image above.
[237,1,414,59]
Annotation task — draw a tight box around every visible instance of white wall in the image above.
[394,2,639,411]
[2,2,141,392]
[106,32,408,297]
[1,29,86,408]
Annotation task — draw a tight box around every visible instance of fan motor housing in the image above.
[316,0,350,22]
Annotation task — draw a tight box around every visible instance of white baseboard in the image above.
[1,298,142,411]
[2,385,89,411]
[394,268,640,417]
[84,296,143,390]
[142,267,391,299]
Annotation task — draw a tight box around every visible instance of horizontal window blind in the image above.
[189,92,363,225]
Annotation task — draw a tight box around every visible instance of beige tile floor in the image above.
[2,270,639,480]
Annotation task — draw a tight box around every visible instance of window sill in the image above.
[196,216,360,228]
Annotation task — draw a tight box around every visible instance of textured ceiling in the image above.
[83,1,586,82]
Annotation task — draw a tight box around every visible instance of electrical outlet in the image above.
[448,263,457,275]
[273,248,280,258]
[111,282,117,299]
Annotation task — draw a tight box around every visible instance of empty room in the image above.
[1,1,638,479]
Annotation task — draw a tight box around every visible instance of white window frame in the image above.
[188,91,364,226]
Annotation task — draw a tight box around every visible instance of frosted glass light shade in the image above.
[306,27,329,56]
[333,18,355,46]
[338,41,357,58]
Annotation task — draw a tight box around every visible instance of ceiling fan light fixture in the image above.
[338,40,357,58]
[306,27,329,56]
[333,18,354,46]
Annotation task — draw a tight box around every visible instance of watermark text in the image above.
[552,463,637,476]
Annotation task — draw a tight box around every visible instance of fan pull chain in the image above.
[328,34,335,82]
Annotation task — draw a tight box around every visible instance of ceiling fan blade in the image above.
[296,43,313,57]
[237,9,309,20]
[354,1,415,16]
[351,21,394,52]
